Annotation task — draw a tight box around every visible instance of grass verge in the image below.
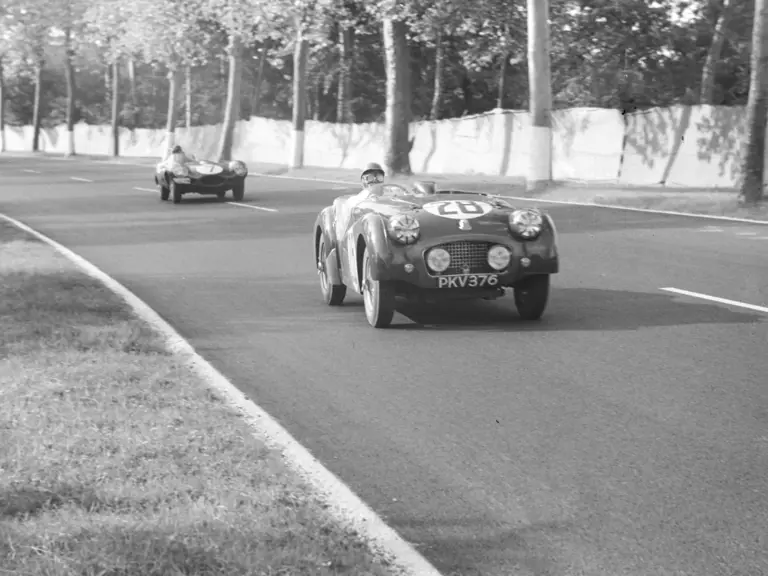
[0,219,398,576]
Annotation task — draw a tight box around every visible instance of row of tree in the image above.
[0,0,765,202]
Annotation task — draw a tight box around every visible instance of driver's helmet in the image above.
[361,162,385,188]
[171,145,183,154]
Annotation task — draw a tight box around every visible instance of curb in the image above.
[0,212,445,576]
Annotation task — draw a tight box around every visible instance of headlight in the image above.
[426,247,450,272]
[230,160,247,176]
[387,214,420,244]
[172,164,189,177]
[508,208,544,239]
[487,244,511,270]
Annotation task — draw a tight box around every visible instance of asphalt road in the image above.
[2,155,767,576]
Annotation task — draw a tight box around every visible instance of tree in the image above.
[123,0,213,156]
[740,0,768,204]
[700,0,736,103]
[5,0,54,152]
[382,17,412,175]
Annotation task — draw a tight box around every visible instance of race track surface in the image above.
[2,156,767,576]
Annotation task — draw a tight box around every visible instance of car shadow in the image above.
[388,287,763,331]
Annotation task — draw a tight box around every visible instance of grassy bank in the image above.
[0,220,395,575]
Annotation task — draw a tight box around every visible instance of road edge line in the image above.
[0,211,445,576]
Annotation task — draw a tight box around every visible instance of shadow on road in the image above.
[393,287,762,331]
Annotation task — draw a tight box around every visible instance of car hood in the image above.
[369,193,521,238]
[185,160,230,176]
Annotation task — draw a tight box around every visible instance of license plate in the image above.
[437,274,499,288]
[174,177,191,184]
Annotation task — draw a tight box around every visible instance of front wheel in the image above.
[362,247,395,328]
[159,181,170,201]
[513,274,550,320]
[171,181,182,204]
[216,190,226,200]
[232,181,244,202]
[318,237,346,305]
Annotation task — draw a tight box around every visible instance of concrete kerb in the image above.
[0,212,445,576]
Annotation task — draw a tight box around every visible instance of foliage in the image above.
[0,0,758,129]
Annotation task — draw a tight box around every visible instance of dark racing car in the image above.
[154,147,248,204]
[313,176,560,328]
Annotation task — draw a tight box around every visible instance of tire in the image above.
[216,190,226,200]
[232,181,244,202]
[318,237,346,305]
[171,181,182,204]
[514,274,550,321]
[362,246,395,328]
[160,182,170,201]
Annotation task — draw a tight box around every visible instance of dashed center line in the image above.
[22,169,40,173]
[227,201,278,213]
[133,187,156,192]
[736,231,758,236]
[70,176,94,182]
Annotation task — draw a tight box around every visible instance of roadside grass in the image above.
[0,220,397,576]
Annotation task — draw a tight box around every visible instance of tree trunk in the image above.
[110,58,120,156]
[0,61,6,153]
[64,28,77,156]
[526,0,553,190]
[336,26,354,123]
[430,30,444,121]
[497,53,508,108]
[127,56,139,127]
[740,0,768,204]
[313,75,321,121]
[291,27,309,168]
[382,18,412,176]
[216,35,243,162]
[185,65,192,129]
[251,40,269,116]
[700,0,735,104]
[165,66,182,155]
[32,59,43,152]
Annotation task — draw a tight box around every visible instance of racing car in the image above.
[313,174,560,328]
[154,148,248,204]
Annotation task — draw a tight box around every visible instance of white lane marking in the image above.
[22,169,40,173]
[70,176,94,182]
[227,201,278,213]
[660,287,768,314]
[737,231,759,236]
[0,211,443,576]
[26,155,768,226]
[698,227,724,232]
[133,187,156,192]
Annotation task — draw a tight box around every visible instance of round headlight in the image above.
[508,209,544,239]
[426,247,451,272]
[487,244,511,270]
[172,164,189,176]
[230,161,247,176]
[387,214,420,244]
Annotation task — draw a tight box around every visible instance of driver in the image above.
[166,144,191,164]
[360,162,385,188]
[334,162,387,240]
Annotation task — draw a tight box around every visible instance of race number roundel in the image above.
[422,199,493,220]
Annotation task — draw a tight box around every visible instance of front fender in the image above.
[359,213,393,282]
[314,206,342,283]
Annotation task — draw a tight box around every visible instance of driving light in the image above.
[387,214,420,244]
[230,160,247,176]
[487,244,511,270]
[172,164,189,177]
[508,208,544,239]
[426,247,450,272]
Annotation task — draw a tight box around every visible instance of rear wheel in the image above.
[514,274,550,320]
[171,181,182,204]
[362,247,395,328]
[232,181,244,202]
[318,237,346,305]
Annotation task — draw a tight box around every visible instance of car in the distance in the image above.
[154,153,248,204]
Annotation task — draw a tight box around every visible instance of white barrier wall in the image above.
[2,105,748,187]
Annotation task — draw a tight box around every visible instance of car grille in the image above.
[428,241,494,275]
[200,175,226,186]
